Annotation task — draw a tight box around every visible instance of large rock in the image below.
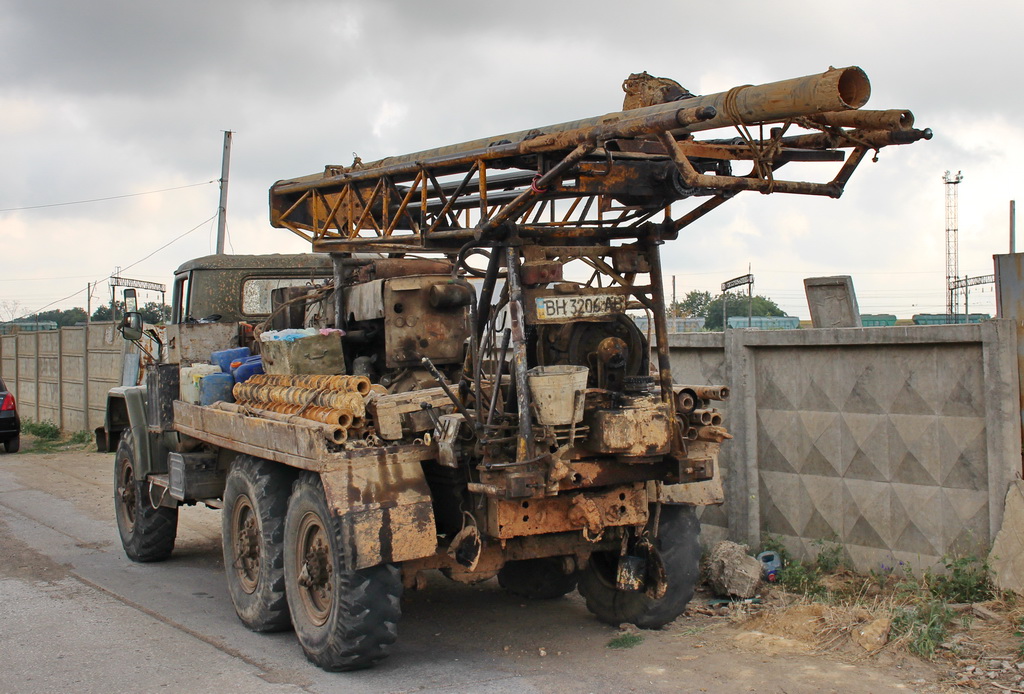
[989,481,1024,596]
[852,617,891,652]
[705,540,763,599]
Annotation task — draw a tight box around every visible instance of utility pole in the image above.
[1011,200,1017,254]
[671,275,677,318]
[216,130,233,255]
[747,263,753,328]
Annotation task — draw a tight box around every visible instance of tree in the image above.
[91,302,123,322]
[33,308,89,327]
[0,300,21,322]
[91,301,169,324]
[671,290,712,318]
[702,292,785,331]
[139,302,169,324]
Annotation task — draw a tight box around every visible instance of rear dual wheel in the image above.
[222,456,293,632]
[284,473,402,671]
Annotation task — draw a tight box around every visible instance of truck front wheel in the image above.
[114,430,177,562]
[222,456,293,632]
[284,473,402,671]
[577,504,700,629]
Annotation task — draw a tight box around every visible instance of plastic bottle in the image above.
[757,551,782,582]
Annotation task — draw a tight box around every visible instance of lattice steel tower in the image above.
[944,170,963,322]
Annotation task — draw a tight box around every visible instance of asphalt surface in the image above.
[0,450,929,693]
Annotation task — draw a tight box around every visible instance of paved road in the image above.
[0,450,929,693]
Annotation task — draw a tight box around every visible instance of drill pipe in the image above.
[672,386,700,414]
[684,385,730,401]
[690,409,715,426]
[211,402,348,443]
[235,399,355,429]
[805,109,913,131]
[232,382,366,417]
[244,373,371,395]
[272,67,870,197]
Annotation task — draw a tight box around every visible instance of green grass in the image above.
[928,555,993,603]
[606,633,644,649]
[811,537,844,573]
[21,419,60,440]
[18,421,94,453]
[891,601,954,658]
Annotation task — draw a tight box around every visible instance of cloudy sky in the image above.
[1,0,1020,321]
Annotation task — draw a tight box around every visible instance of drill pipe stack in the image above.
[231,373,373,440]
[671,384,729,442]
[246,373,371,395]
[232,382,366,416]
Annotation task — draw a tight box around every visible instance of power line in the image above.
[0,180,218,213]
[11,212,217,320]
[117,213,217,275]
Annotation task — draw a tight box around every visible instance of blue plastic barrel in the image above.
[211,347,250,374]
[232,355,264,384]
[199,372,235,406]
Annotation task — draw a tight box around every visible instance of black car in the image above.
[0,376,20,453]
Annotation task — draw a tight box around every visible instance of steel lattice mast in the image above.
[944,170,963,322]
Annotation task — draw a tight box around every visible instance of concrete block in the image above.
[704,540,762,598]
[989,481,1024,596]
[804,276,862,328]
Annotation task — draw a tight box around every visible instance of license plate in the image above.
[534,294,626,321]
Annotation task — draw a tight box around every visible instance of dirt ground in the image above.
[1,444,1017,693]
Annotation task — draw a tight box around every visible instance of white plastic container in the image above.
[180,364,221,404]
[526,365,589,425]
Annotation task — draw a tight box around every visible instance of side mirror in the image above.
[123,288,138,313]
[120,312,143,341]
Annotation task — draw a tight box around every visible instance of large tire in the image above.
[222,456,294,632]
[114,430,177,562]
[284,473,402,671]
[3,435,19,453]
[498,557,578,599]
[577,504,700,629]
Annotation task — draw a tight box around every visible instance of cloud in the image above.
[0,0,1020,321]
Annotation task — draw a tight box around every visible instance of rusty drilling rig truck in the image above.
[105,66,929,671]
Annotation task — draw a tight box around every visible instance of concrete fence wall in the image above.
[668,321,1022,572]
[0,322,131,432]
[3,319,1020,570]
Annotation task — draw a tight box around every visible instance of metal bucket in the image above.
[526,365,588,425]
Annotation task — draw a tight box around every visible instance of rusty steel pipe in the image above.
[672,386,699,414]
[690,409,714,426]
[805,109,913,131]
[779,127,933,150]
[689,385,730,401]
[212,402,348,444]
[233,382,367,417]
[246,373,371,395]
